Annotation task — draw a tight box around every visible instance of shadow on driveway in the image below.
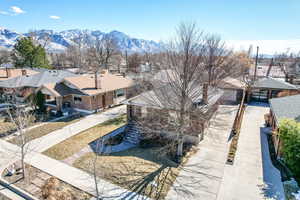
[260,127,285,200]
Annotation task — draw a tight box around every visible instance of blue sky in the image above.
[1,0,300,53]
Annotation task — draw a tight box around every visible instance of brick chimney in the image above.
[94,73,101,89]
[21,69,27,76]
[202,83,208,104]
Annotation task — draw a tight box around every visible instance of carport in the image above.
[248,77,299,102]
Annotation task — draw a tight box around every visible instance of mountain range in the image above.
[0,27,163,53]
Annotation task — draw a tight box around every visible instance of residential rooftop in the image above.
[270,94,300,123]
[123,84,223,112]
[0,68,38,81]
[64,71,134,96]
[252,77,298,90]
[0,70,77,88]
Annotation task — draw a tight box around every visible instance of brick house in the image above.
[122,84,224,144]
[39,70,134,113]
[0,69,76,103]
[269,94,300,157]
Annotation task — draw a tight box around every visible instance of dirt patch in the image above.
[2,162,91,200]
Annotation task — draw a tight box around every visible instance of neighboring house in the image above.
[154,69,245,104]
[248,77,299,102]
[0,70,77,103]
[122,84,224,144]
[0,68,38,81]
[286,61,300,84]
[249,64,286,79]
[39,70,134,113]
[219,77,245,104]
[269,94,300,156]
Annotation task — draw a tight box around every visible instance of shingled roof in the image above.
[41,83,86,97]
[270,94,300,124]
[252,77,298,90]
[123,84,223,112]
[0,70,77,88]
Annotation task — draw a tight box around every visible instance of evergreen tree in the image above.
[34,91,46,113]
[12,37,50,68]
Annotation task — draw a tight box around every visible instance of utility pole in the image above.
[254,46,259,81]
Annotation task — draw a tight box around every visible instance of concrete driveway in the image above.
[166,105,238,200]
[217,105,285,200]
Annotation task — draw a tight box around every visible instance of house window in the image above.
[74,96,82,104]
[115,89,125,97]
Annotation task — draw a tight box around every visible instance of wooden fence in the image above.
[226,88,247,165]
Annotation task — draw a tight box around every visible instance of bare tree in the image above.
[127,53,142,73]
[90,138,106,200]
[203,34,238,86]
[0,50,11,66]
[6,102,35,179]
[86,36,119,70]
[85,36,119,89]
[130,22,208,159]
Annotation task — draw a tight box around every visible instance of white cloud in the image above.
[49,15,61,20]
[0,10,9,15]
[10,6,25,15]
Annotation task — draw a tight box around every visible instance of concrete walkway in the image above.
[166,105,238,200]
[0,139,149,200]
[217,105,285,200]
[26,105,126,153]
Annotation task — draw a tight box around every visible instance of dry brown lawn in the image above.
[0,121,16,135]
[43,114,126,160]
[73,147,180,199]
[9,115,82,146]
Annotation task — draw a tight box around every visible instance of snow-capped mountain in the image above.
[0,27,162,53]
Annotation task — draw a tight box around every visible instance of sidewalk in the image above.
[166,105,238,200]
[27,105,126,153]
[217,105,285,200]
[0,139,149,200]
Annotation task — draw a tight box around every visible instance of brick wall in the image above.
[128,104,218,144]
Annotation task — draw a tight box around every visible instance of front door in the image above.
[102,94,106,108]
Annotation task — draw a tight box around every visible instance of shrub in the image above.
[279,119,300,183]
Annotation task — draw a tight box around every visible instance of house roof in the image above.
[249,65,286,78]
[270,94,300,123]
[0,69,38,81]
[252,77,298,90]
[64,71,134,96]
[0,70,77,88]
[122,84,223,112]
[41,83,86,97]
[220,77,245,89]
